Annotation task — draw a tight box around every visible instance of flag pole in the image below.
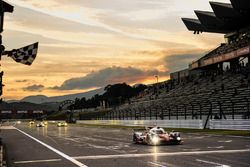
[0,0,4,101]
[0,0,14,102]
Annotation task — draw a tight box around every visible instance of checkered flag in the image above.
[9,42,38,65]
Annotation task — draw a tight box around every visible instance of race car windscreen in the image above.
[152,130,164,134]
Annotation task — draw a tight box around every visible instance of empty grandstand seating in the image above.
[85,15,250,125]
[97,69,250,123]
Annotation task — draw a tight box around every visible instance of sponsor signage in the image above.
[236,46,250,56]
[1,110,12,114]
[33,110,43,114]
[0,110,45,114]
[213,55,224,64]
[200,45,250,68]
[224,52,236,61]
[203,58,213,66]
[17,110,28,114]
[190,61,199,69]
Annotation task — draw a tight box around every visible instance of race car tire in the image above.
[132,134,137,144]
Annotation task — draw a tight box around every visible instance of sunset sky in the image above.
[1,0,230,100]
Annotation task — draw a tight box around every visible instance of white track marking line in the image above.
[0,126,16,129]
[14,159,62,164]
[182,148,201,151]
[73,149,250,160]
[148,161,167,167]
[15,127,88,167]
[187,133,250,139]
[208,146,224,149]
[218,140,232,143]
[196,159,230,167]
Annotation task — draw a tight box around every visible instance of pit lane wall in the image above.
[78,119,250,130]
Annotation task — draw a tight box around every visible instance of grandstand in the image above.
[81,0,250,128]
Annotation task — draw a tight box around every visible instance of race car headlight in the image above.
[177,137,181,141]
[152,137,159,145]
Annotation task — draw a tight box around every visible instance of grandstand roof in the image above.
[182,0,250,34]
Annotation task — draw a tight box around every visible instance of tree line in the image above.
[71,83,147,110]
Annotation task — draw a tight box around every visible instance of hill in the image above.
[0,101,59,111]
[19,88,105,104]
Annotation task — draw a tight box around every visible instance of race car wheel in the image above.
[145,135,153,145]
[133,134,138,144]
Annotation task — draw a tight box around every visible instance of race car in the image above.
[133,126,182,145]
[42,121,48,125]
[57,122,67,127]
[29,121,35,125]
[36,122,45,127]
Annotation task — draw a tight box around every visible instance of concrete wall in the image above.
[209,119,250,130]
[78,119,250,130]
[78,120,204,129]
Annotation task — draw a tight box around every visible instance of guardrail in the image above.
[78,120,204,129]
[0,144,6,167]
[210,119,250,130]
[0,145,2,167]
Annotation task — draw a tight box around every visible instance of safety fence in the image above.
[78,119,250,130]
[0,143,6,167]
[78,120,204,129]
[82,94,250,122]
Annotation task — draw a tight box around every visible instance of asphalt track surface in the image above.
[1,123,250,167]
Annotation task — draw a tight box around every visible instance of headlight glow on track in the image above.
[152,136,159,145]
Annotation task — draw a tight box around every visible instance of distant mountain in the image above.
[18,88,105,104]
[6,100,19,103]
[21,95,49,104]
[0,101,59,111]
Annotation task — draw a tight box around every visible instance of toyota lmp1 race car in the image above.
[36,122,45,127]
[133,126,182,145]
[57,122,68,127]
[29,120,35,125]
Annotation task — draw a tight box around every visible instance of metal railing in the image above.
[81,97,250,129]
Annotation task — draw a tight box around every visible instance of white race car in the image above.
[57,122,68,127]
[36,122,45,127]
[133,126,182,145]
[29,121,35,125]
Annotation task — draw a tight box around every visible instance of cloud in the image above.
[6,0,185,43]
[15,79,29,83]
[51,66,168,90]
[7,5,112,34]
[3,0,226,100]
[7,88,17,91]
[23,84,45,92]
[163,54,202,73]
[17,0,173,13]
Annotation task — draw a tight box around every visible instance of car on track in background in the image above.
[36,122,45,127]
[29,121,35,125]
[133,126,182,145]
[57,122,68,127]
[42,121,48,125]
